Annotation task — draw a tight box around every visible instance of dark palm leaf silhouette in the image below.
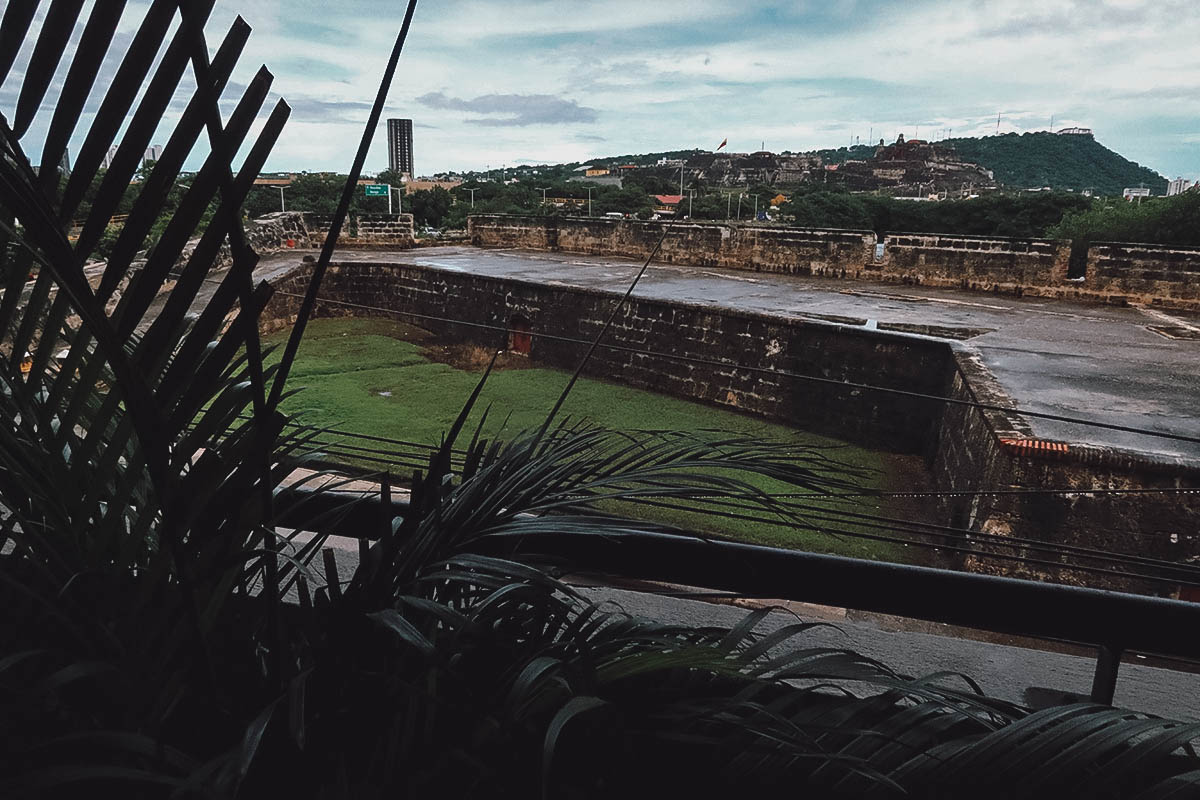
[0,2,301,794]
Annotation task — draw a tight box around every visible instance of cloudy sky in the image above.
[5,1,1199,178]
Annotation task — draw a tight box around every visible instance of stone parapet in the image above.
[1083,241,1200,308]
[877,232,1069,294]
[468,215,1200,310]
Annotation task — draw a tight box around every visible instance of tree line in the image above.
[67,165,1200,260]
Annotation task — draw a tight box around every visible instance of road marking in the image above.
[696,269,760,283]
[840,289,1008,310]
[1136,305,1200,335]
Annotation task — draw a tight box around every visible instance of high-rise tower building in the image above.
[387,118,414,177]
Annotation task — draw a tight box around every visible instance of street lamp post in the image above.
[687,188,694,219]
[726,192,732,219]
[466,188,477,208]
[752,194,759,221]
[736,193,744,220]
[277,185,287,212]
[586,187,593,217]
[536,186,549,211]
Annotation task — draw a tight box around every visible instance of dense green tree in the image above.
[623,168,680,196]
[779,189,1091,238]
[688,192,727,220]
[592,185,654,217]
[780,191,872,229]
[406,186,454,228]
[1049,191,1200,247]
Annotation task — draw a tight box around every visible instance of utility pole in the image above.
[726,192,732,219]
[276,185,287,212]
[996,112,1001,134]
[586,187,593,217]
[736,193,743,220]
[679,164,685,196]
[752,194,759,220]
[687,188,694,218]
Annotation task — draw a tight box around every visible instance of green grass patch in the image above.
[267,317,926,561]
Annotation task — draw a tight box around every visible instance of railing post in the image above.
[1091,644,1123,705]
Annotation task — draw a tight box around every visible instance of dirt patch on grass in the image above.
[421,342,538,372]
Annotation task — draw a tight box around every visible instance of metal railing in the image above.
[275,486,1200,706]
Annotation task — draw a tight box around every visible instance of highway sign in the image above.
[364,184,389,196]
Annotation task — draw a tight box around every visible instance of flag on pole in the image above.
[716,137,728,151]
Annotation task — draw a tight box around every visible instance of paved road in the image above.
[576,584,1200,721]
[297,531,1200,721]
[260,245,1200,462]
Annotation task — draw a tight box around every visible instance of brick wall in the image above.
[467,215,1200,310]
[263,260,950,453]
[303,212,414,248]
[262,260,1200,592]
[878,233,1069,292]
[173,211,309,275]
[929,348,1200,591]
[469,216,874,276]
[1083,242,1200,309]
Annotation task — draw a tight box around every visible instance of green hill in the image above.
[810,133,1165,196]
[939,132,1165,196]
[500,133,1165,198]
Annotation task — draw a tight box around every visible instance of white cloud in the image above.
[3,1,1197,178]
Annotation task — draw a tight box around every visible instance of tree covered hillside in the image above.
[942,132,1166,196]
[810,133,1166,196]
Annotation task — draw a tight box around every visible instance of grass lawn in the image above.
[266,317,928,562]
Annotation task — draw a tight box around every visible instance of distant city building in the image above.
[585,167,610,177]
[143,144,163,166]
[652,194,683,215]
[101,145,119,170]
[1123,187,1151,201]
[1167,177,1195,196]
[568,174,622,187]
[32,149,73,177]
[387,118,414,177]
[1056,127,1094,136]
[403,178,463,195]
[546,196,588,209]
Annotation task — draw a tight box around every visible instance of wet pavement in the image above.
[259,245,1200,462]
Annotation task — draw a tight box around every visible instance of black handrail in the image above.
[274,486,1200,705]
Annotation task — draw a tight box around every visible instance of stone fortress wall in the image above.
[172,211,415,277]
[468,215,1200,310]
[261,259,1200,594]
